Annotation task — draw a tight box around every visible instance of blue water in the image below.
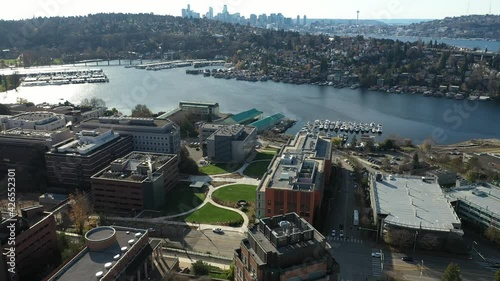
[367,35,500,52]
[1,65,499,145]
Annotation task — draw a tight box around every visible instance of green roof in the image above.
[249,113,285,130]
[224,108,263,124]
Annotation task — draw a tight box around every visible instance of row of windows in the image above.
[134,135,169,140]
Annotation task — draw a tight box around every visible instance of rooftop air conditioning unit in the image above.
[113,254,120,260]
[128,239,135,245]
[121,246,128,253]
[95,271,104,280]
[104,262,113,271]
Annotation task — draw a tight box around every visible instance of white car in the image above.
[371,252,382,258]
[339,230,344,238]
[331,230,336,237]
[212,228,224,234]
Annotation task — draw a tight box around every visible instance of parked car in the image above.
[212,228,224,234]
[401,256,414,262]
[339,230,344,238]
[371,252,382,258]
[331,229,336,237]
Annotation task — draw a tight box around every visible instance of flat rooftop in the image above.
[81,117,174,128]
[445,183,500,217]
[0,128,66,140]
[372,175,461,231]
[92,152,176,182]
[53,226,148,281]
[259,132,329,192]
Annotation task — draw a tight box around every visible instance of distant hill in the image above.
[399,14,500,40]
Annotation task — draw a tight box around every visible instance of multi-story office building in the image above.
[1,111,66,131]
[198,123,225,144]
[446,182,500,231]
[0,128,72,193]
[91,152,179,215]
[1,206,58,281]
[46,226,163,281]
[45,129,133,193]
[234,212,335,281]
[207,125,257,163]
[179,101,220,116]
[80,117,180,154]
[256,131,332,224]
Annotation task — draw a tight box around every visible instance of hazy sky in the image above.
[1,0,498,20]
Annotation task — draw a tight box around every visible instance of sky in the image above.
[1,0,499,21]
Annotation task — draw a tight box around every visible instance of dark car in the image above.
[401,256,414,262]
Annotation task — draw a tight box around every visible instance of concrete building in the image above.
[234,212,335,281]
[445,182,500,231]
[80,117,181,154]
[256,131,332,224]
[1,111,66,131]
[206,125,257,163]
[179,101,220,116]
[0,128,73,193]
[370,174,463,250]
[45,129,133,193]
[1,206,58,281]
[426,169,457,186]
[91,152,179,215]
[46,226,163,281]
[198,123,225,144]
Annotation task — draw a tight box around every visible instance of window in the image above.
[268,200,271,205]
[267,208,271,214]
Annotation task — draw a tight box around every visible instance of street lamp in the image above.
[413,231,418,253]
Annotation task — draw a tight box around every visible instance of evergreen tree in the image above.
[442,263,462,281]
[412,152,419,169]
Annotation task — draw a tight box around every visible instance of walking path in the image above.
[108,172,260,234]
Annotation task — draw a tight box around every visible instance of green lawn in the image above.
[254,150,277,161]
[199,162,243,175]
[243,161,271,178]
[182,203,243,226]
[212,184,257,205]
[162,182,206,215]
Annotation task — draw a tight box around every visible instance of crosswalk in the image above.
[372,248,383,277]
[328,236,364,244]
[475,257,500,273]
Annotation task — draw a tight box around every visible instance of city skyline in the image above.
[1,0,499,21]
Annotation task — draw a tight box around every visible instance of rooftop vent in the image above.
[121,246,128,253]
[135,232,142,238]
[128,239,135,245]
[113,254,120,260]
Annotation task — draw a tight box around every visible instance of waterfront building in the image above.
[1,111,66,131]
[0,128,72,193]
[445,182,500,231]
[1,206,58,281]
[45,226,162,281]
[234,212,335,281]
[80,117,180,154]
[91,152,179,215]
[256,131,332,224]
[248,113,285,132]
[179,101,220,117]
[223,108,263,125]
[45,129,133,193]
[370,174,463,250]
[206,125,257,163]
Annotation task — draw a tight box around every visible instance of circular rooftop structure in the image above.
[85,226,117,251]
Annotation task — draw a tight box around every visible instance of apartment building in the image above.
[256,131,332,224]
[234,212,335,281]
